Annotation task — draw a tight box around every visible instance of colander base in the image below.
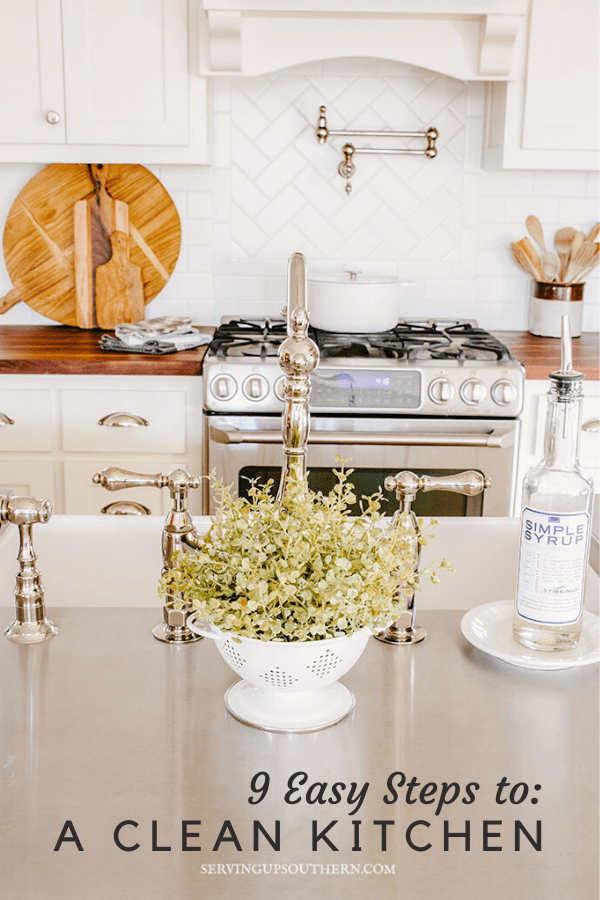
[224,680,355,733]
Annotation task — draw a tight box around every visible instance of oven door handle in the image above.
[209,425,515,449]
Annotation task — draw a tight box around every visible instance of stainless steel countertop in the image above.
[0,608,597,900]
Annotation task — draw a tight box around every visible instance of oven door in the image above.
[203,414,519,517]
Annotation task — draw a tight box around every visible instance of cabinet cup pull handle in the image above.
[0,413,14,426]
[101,501,151,516]
[582,418,600,433]
[98,412,149,428]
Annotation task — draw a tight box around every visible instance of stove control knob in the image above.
[460,378,486,405]
[491,379,517,406]
[210,374,237,401]
[428,377,455,404]
[242,374,269,402]
[274,376,286,401]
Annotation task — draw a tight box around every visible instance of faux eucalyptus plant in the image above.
[160,464,448,643]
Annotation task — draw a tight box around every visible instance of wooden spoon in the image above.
[554,227,578,280]
[541,251,561,282]
[515,237,545,281]
[526,215,547,253]
[511,242,539,279]
[587,222,600,242]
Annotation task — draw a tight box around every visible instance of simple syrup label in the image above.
[516,508,589,625]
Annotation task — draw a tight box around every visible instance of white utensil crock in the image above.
[528,281,584,338]
[308,271,411,332]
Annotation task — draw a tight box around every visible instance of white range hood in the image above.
[198,0,528,80]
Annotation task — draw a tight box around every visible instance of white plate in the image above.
[461,601,600,670]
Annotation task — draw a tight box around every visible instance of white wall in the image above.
[0,58,598,332]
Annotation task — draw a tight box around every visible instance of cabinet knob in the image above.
[45,110,61,125]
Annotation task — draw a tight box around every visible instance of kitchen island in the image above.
[0,606,596,900]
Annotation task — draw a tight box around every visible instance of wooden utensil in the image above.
[570,242,600,282]
[554,226,579,280]
[587,222,600,242]
[515,237,545,281]
[541,251,560,282]
[511,242,538,278]
[1,164,180,326]
[564,239,596,282]
[524,215,562,281]
[526,215,547,253]
[95,231,144,328]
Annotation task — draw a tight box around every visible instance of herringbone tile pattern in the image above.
[229,65,468,265]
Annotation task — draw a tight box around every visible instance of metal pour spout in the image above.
[276,252,319,502]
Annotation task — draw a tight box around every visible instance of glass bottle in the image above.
[513,316,594,651]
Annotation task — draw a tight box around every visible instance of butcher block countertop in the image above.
[498,331,599,380]
[0,325,213,375]
[0,326,596,379]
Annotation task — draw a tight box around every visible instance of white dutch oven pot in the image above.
[308,271,413,332]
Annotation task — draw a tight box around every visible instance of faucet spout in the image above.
[286,251,308,333]
[276,253,319,502]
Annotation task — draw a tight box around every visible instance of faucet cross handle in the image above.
[1,496,58,643]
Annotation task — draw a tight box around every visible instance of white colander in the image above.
[188,617,370,733]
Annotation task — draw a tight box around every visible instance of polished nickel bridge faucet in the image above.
[1,495,58,643]
[92,467,203,643]
[377,470,491,645]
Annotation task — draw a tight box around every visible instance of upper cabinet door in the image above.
[61,0,189,146]
[0,0,65,143]
[521,0,599,152]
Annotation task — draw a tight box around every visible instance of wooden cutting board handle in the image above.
[95,231,145,329]
[0,286,23,314]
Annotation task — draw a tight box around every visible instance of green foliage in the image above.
[161,465,445,643]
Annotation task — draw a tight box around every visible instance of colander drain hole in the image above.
[259,667,298,688]
[306,648,343,679]
[221,643,247,671]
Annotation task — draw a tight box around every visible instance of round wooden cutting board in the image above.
[1,164,181,327]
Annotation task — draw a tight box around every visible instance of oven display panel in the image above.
[310,370,421,409]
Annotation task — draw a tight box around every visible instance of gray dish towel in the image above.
[99,334,179,355]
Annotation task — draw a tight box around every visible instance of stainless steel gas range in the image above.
[202,317,524,517]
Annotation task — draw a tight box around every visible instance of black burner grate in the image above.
[208,317,512,363]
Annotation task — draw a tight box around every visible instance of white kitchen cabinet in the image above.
[0,389,53,451]
[484,0,599,170]
[0,0,208,164]
[513,379,600,513]
[0,374,203,515]
[0,461,57,507]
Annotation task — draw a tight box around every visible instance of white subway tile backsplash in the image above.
[506,197,558,226]
[557,199,599,229]
[187,191,213,219]
[0,62,596,332]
